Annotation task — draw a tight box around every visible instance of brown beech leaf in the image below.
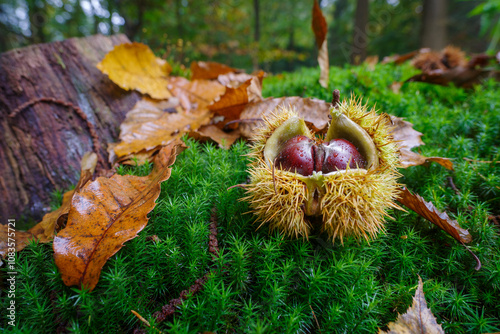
[389,116,453,170]
[0,152,97,258]
[209,76,263,128]
[312,0,329,88]
[189,125,241,149]
[29,152,98,243]
[168,76,226,112]
[191,61,239,80]
[97,42,172,99]
[397,187,472,244]
[364,55,379,71]
[111,98,211,163]
[379,277,445,334]
[54,140,186,291]
[239,96,331,138]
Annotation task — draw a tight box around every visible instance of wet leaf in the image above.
[397,187,472,244]
[239,96,331,137]
[0,153,97,258]
[54,141,185,291]
[97,42,172,99]
[312,0,329,88]
[29,152,98,243]
[111,98,211,163]
[191,61,239,80]
[379,277,445,334]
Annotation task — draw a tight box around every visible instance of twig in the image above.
[135,207,221,331]
[310,304,322,333]
[463,157,500,164]
[447,176,461,195]
[331,89,340,108]
[460,242,482,271]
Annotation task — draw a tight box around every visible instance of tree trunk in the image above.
[421,0,448,49]
[0,34,140,225]
[252,0,260,71]
[351,0,369,64]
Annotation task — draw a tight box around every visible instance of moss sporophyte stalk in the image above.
[243,92,401,243]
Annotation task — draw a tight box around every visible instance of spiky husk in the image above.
[243,98,401,243]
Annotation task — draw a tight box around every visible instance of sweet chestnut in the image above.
[274,135,365,176]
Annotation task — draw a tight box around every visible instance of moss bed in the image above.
[1,62,499,333]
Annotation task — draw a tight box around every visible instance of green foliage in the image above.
[2,64,500,333]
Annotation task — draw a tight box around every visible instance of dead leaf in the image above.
[312,0,329,88]
[53,140,186,291]
[97,42,172,99]
[0,152,98,258]
[312,0,327,50]
[111,98,211,163]
[168,76,226,112]
[405,67,499,89]
[29,152,98,243]
[239,96,331,137]
[0,225,34,259]
[399,149,454,170]
[389,116,453,170]
[209,76,263,128]
[189,125,241,149]
[190,61,239,80]
[397,187,472,244]
[379,277,445,334]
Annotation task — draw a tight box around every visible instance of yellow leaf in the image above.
[97,42,172,99]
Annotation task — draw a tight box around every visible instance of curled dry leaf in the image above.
[389,115,453,170]
[190,61,239,80]
[209,76,263,128]
[397,187,472,244]
[54,140,186,291]
[239,96,331,138]
[111,98,211,163]
[97,42,172,99]
[0,152,98,258]
[379,277,444,334]
[312,0,329,88]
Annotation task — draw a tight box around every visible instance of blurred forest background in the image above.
[0,0,498,72]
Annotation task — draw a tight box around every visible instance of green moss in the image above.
[2,63,500,333]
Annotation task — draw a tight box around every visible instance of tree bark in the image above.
[252,0,260,71]
[421,0,448,49]
[351,0,369,64]
[0,34,140,225]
